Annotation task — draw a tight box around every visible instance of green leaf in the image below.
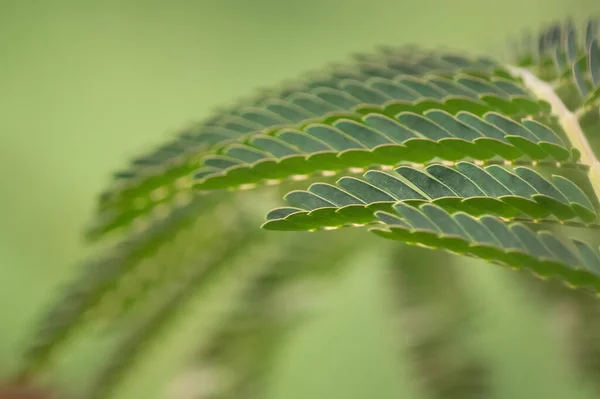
[370,205,600,293]
[193,108,575,194]
[263,163,597,231]
[90,67,550,241]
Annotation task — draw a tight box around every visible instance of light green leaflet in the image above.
[262,162,597,231]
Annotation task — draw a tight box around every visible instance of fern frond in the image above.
[371,203,600,293]
[88,55,525,240]
[192,106,580,192]
[262,163,597,231]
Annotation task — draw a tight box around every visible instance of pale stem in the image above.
[508,66,600,203]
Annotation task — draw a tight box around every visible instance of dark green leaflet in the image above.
[262,163,597,231]
[194,108,572,192]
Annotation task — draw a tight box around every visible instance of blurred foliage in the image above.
[3,1,600,399]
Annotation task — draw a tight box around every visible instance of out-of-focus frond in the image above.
[511,19,599,112]
[19,192,269,376]
[87,228,367,399]
[169,229,366,399]
[386,246,490,398]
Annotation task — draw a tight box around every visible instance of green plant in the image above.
[4,17,600,399]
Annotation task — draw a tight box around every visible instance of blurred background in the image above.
[3,1,600,398]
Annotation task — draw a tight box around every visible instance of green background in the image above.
[2,1,600,398]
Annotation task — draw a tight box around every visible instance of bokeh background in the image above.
[3,1,600,398]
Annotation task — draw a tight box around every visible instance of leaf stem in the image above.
[508,66,600,204]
